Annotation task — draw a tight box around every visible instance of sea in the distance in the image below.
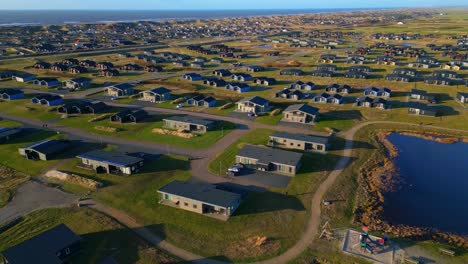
[0,9,382,26]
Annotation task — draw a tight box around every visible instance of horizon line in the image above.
[0,6,466,11]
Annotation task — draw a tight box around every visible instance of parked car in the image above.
[176,104,184,109]
[226,163,245,176]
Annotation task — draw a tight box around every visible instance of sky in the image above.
[0,0,466,10]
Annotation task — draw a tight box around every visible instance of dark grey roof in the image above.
[0,88,23,96]
[146,87,171,95]
[77,150,143,167]
[69,77,91,83]
[283,104,319,115]
[21,140,69,155]
[237,144,303,167]
[240,96,269,106]
[1,224,81,264]
[272,131,329,145]
[110,83,134,91]
[163,115,215,126]
[0,127,21,138]
[158,180,241,208]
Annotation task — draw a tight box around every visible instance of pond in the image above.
[383,133,468,235]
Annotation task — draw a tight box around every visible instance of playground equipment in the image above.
[355,226,390,255]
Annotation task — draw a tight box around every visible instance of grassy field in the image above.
[0,208,178,264]
[0,166,29,208]
[57,113,236,149]
[43,128,346,262]
[0,97,62,122]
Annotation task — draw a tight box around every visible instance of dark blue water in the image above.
[383,133,468,234]
[0,9,379,26]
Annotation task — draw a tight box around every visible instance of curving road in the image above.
[2,111,467,263]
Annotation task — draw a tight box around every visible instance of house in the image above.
[424,76,454,86]
[212,69,232,77]
[280,68,303,76]
[236,96,270,114]
[211,58,224,64]
[63,58,79,65]
[97,62,114,70]
[253,77,276,86]
[12,73,36,83]
[392,68,419,77]
[186,95,217,107]
[326,84,351,94]
[312,93,343,104]
[18,140,69,160]
[98,69,120,77]
[385,73,413,82]
[120,64,141,71]
[1,224,81,264]
[183,73,202,81]
[85,102,107,114]
[225,83,251,93]
[275,89,304,100]
[316,64,337,72]
[31,94,64,106]
[0,71,13,80]
[0,88,24,100]
[33,61,51,69]
[139,87,171,103]
[33,78,59,87]
[408,102,438,117]
[409,89,437,103]
[57,101,91,114]
[68,66,88,74]
[348,65,371,73]
[158,180,242,219]
[144,65,163,72]
[244,65,265,72]
[456,92,468,104]
[0,127,21,142]
[110,110,147,123]
[431,70,458,79]
[190,62,204,68]
[231,73,253,82]
[107,83,135,97]
[77,150,144,175]
[163,116,217,133]
[62,77,91,90]
[363,87,391,97]
[236,144,303,176]
[310,70,336,77]
[50,63,68,72]
[204,78,227,87]
[283,104,319,124]
[355,97,388,109]
[345,71,368,79]
[268,131,329,153]
[79,59,96,67]
[290,81,315,91]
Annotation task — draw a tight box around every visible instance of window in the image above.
[290,143,294,146]
[193,204,197,209]
[289,167,293,173]
[184,202,188,206]
[65,248,70,254]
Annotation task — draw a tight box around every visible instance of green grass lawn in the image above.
[57,114,236,149]
[0,129,66,175]
[0,98,62,122]
[0,208,178,264]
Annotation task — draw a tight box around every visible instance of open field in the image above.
[0,207,178,264]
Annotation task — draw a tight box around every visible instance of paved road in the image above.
[0,181,77,224]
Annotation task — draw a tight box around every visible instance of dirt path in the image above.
[2,110,467,263]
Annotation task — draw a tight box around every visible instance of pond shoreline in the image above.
[355,130,468,249]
